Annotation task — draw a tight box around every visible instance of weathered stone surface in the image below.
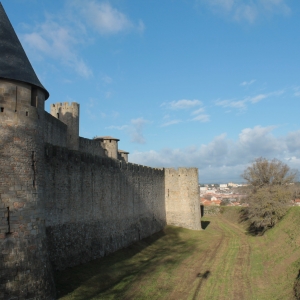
[165,168,202,230]
[44,147,166,270]
[0,80,56,299]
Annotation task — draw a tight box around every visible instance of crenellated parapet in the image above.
[44,143,164,175]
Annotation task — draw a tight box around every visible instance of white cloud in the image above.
[160,120,182,127]
[215,90,284,111]
[285,130,300,153]
[107,117,149,144]
[137,20,145,33]
[215,99,247,110]
[23,17,92,78]
[22,0,143,76]
[200,0,291,23]
[191,114,210,122]
[69,0,144,34]
[191,107,205,115]
[130,118,149,144]
[102,75,112,84]
[130,126,300,183]
[162,99,202,110]
[240,79,256,86]
[234,4,257,23]
[249,93,267,103]
[161,99,210,123]
[293,87,300,97]
[78,1,135,34]
[106,125,129,130]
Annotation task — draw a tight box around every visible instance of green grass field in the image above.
[55,207,300,299]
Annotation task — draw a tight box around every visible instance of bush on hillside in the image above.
[241,186,292,234]
[241,157,297,235]
[294,270,300,300]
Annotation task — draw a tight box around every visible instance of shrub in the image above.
[241,157,297,235]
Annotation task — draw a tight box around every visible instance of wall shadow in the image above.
[201,221,210,230]
[55,226,198,299]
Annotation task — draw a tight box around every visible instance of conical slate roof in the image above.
[0,3,49,99]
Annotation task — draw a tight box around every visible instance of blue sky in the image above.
[3,0,300,183]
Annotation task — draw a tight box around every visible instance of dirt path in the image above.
[190,216,252,300]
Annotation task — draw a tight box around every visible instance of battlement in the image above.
[44,143,164,175]
[52,101,79,109]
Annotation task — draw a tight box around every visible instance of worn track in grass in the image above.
[56,208,300,300]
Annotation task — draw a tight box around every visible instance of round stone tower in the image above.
[0,3,55,299]
[94,136,120,159]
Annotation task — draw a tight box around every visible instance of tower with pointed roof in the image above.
[0,3,55,299]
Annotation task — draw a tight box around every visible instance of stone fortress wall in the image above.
[0,4,202,299]
[44,145,166,271]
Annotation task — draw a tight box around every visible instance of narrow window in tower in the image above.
[32,151,36,188]
[6,207,11,235]
[0,107,4,112]
[31,87,38,107]
[57,113,59,119]
[15,86,18,112]
[26,111,28,116]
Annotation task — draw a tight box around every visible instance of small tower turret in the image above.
[94,136,119,159]
[118,149,129,162]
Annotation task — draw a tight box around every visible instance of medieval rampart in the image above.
[44,144,166,270]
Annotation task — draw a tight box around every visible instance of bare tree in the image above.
[242,157,297,190]
[241,157,297,234]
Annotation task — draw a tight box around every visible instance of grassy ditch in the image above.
[55,207,300,300]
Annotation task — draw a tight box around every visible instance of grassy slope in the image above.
[55,207,300,300]
[249,206,300,299]
[221,206,300,300]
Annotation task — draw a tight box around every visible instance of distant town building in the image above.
[228,182,239,187]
